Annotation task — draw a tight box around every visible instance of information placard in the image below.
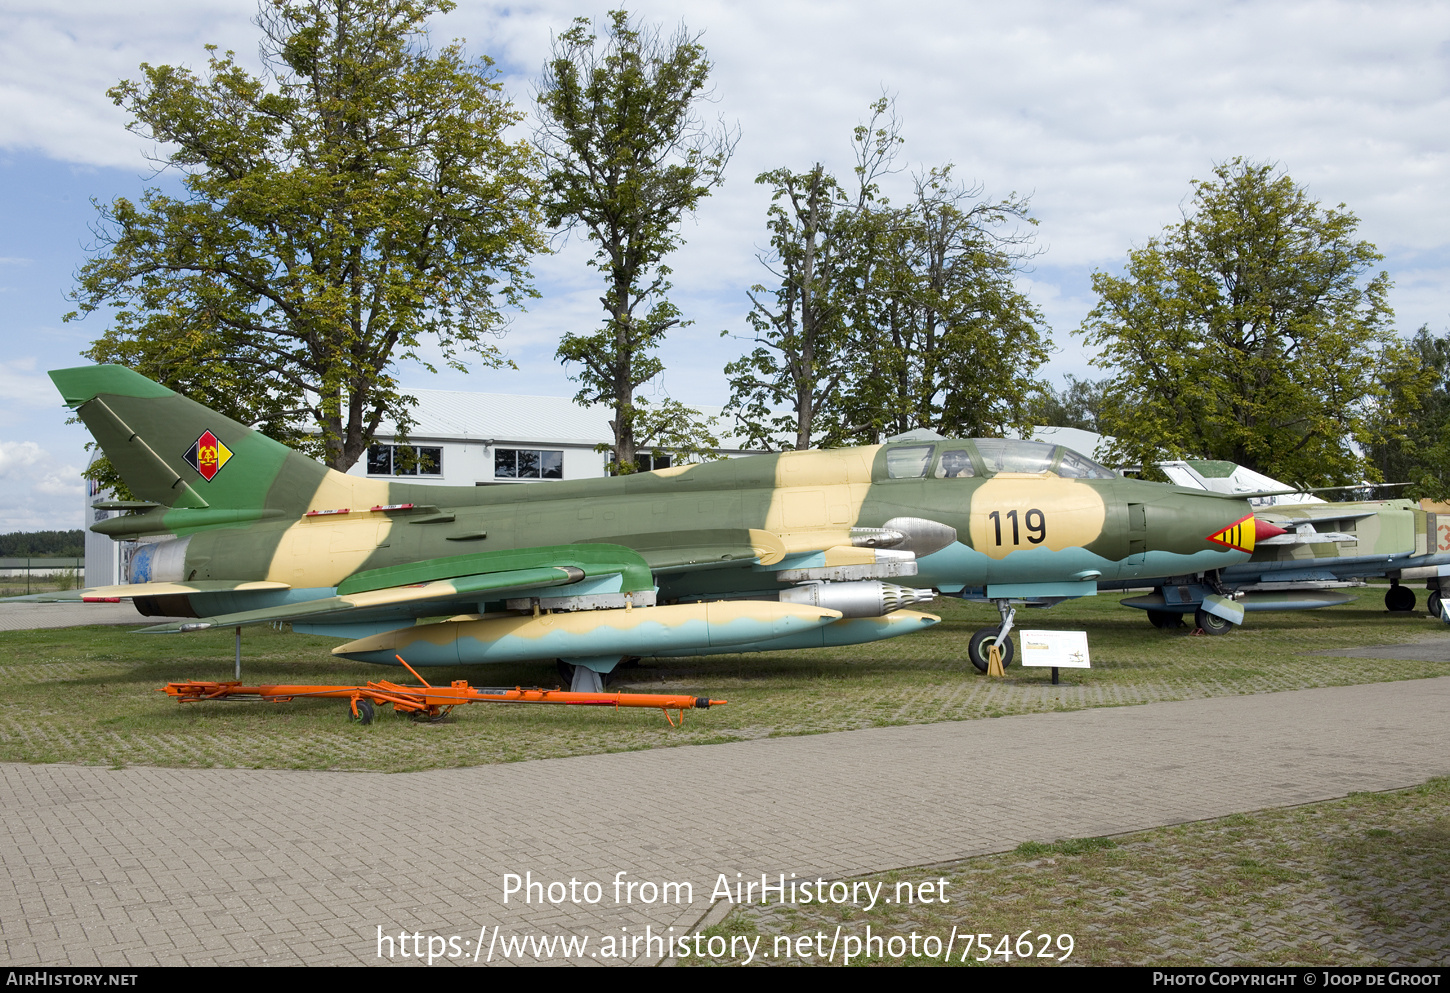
[1019,630,1091,668]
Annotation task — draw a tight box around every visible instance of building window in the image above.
[639,452,672,471]
[367,444,442,476]
[495,448,564,480]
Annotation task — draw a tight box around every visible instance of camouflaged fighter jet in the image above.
[34,365,1272,685]
[1109,460,1450,632]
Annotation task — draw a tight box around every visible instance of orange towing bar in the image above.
[159,656,725,727]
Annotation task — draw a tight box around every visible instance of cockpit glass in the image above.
[1056,448,1117,479]
[974,439,1055,474]
[885,445,934,479]
[934,449,975,478]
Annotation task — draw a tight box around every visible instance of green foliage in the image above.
[629,397,723,469]
[70,0,546,471]
[1082,158,1406,484]
[536,9,738,473]
[726,100,1050,450]
[1027,374,1108,433]
[1368,325,1450,499]
[0,531,85,558]
[837,166,1048,445]
[591,396,723,475]
[724,163,854,451]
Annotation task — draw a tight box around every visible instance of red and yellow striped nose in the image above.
[1206,514,1285,552]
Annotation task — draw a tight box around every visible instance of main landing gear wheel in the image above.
[1385,585,1416,613]
[967,628,1015,673]
[1194,608,1233,636]
[1428,590,1443,618]
[349,698,375,725]
[1148,610,1186,630]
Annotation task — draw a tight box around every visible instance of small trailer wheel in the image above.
[350,698,375,725]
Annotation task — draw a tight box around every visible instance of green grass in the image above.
[0,588,1444,771]
[696,778,1450,966]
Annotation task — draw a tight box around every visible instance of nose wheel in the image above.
[968,600,1018,673]
[1194,608,1234,635]
[968,628,1015,671]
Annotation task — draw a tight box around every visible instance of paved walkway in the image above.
[1316,636,1450,661]
[0,602,184,631]
[2,675,1448,967]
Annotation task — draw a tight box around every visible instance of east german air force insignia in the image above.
[184,430,233,481]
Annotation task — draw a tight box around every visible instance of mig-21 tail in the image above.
[51,364,331,525]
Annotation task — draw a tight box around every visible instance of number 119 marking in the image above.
[988,509,1046,546]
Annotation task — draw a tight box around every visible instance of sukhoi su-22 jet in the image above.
[35,366,1274,687]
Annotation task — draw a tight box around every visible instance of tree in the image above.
[631,396,723,466]
[1368,325,1446,496]
[1081,158,1405,484]
[1027,374,1108,432]
[535,9,738,473]
[723,164,854,451]
[835,167,1048,444]
[722,100,899,451]
[70,0,545,472]
[725,100,1049,450]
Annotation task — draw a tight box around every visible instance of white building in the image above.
[343,389,756,487]
[83,460,134,588]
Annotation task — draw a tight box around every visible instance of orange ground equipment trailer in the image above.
[159,655,726,727]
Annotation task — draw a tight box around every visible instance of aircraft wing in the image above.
[1253,508,1383,546]
[133,543,654,634]
[4,579,292,603]
[1255,526,1359,546]
[134,565,585,633]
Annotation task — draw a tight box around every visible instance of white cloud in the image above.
[0,358,66,410]
[0,440,48,476]
[0,439,82,531]
[6,0,1449,407]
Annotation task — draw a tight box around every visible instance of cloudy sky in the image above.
[2,0,1448,530]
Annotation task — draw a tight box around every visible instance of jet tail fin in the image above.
[51,365,329,514]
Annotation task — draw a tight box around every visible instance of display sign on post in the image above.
[1019,630,1090,684]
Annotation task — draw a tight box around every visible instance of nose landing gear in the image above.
[968,600,1017,673]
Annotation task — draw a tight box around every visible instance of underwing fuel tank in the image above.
[656,609,942,657]
[332,600,843,666]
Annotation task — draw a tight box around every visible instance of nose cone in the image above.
[1203,513,1289,554]
[1254,518,1288,543]
[1143,493,1260,558]
[1205,513,1259,553]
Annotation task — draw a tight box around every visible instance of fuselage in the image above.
[143,440,1255,608]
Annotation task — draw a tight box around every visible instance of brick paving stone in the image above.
[0,676,1447,966]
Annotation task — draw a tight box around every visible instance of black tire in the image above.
[1148,610,1185,630]
[1428,590,1443,618]
[350,698,375,725]
[967,628,1015,673]
[1385,585,1416,612]
[1194,608,1234,635]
